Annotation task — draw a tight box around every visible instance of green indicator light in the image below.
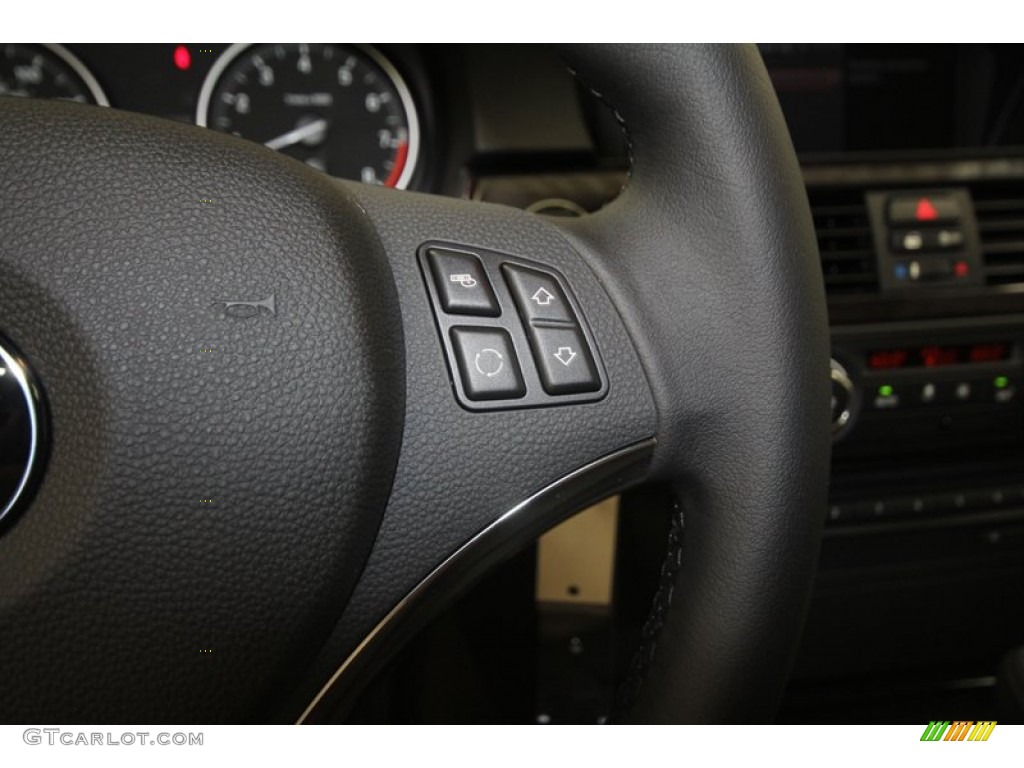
[878,385,894,397]
[995,376,1010,389]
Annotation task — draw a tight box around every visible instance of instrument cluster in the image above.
[0,43,423,189]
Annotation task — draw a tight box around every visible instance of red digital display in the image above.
[920,345,959,367]
[969,344,1010,364]
[868,349,909,370]
[868,342,1012,370]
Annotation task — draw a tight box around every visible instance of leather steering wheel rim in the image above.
[0,43,829,724]
[558,44,831,722]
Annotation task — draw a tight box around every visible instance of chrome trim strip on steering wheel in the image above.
[297,437,657,724]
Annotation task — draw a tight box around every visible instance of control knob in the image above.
[830,359,857,440]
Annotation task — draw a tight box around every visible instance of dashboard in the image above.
[4,43,1024,723]
[5,44,1024,189]
[0,43,628,203]
[763,44,1024,154]
[765,45,1024,723]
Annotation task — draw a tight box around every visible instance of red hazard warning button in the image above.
[888,193,962,225]
[916,198,938,221]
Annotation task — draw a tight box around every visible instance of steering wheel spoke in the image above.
[290,182,659,722]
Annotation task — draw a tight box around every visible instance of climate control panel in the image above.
[829,329,1021,452]
[825,318,1024,525]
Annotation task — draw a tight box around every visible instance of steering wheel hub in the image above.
[0,97,404,721]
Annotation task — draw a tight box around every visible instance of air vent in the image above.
[973,182,1024,286]
[808,188,878,296]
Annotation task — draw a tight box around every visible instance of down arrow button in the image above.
[530,326,600,395]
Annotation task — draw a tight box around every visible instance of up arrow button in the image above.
[502,264,573,323]
[531,287,556,306]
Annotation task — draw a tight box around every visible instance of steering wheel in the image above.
[0,43,829,724]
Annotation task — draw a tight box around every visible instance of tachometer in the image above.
[197,43,420,188]
[0,44,108,105]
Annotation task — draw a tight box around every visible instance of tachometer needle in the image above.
[264,118,328,151]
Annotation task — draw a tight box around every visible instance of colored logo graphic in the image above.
[920,721,997,742]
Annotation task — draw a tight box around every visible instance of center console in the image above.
[814,171,1024,526]
[782,159,1024,722]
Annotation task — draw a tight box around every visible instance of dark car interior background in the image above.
[3,42,1024,724]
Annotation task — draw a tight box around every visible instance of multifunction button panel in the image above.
[420,243,607,411]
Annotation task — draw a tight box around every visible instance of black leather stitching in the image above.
[608,502,685,722]
[562,63,634,189]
